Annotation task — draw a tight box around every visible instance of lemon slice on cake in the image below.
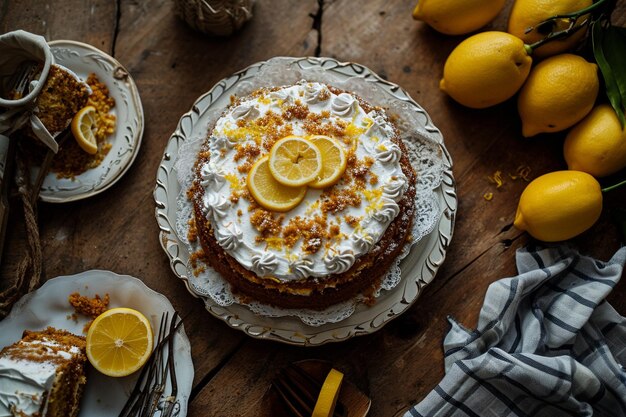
[308,135,347,189]
[247,155,307,212]
[268,135,321,186]
[86,307,154,377]
[71,105,98,155]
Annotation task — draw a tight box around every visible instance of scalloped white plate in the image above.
[0,270,193,417]
[155,57,457,346]
[34,40,144,203]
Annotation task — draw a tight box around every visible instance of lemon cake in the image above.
[0,327,87,417]
[189,81,417,310]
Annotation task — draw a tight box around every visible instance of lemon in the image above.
[71,105,98,155]
[412,0,505,35]
[247,155,307,212]
[508,0,592,58]
[440,31,532,109]
[564,105,626,178]
[517,54,598,137]
[269,136,322,186]
[308,135,347,189]
[514,170,602,242]
[311,368,344,417]
[86,307,154,377]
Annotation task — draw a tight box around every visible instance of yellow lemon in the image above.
[508,0,592,58]
[517,54,598,137]
[514,170,602,242]
[86,307,154,377]
[311,368,344,417]
[269,135,322,186]
[413,0,505,35]
[71,105,98,155]
[440,32,532,109]
[247,155,307,212]
[564,105,626,178]
[308,135,347,189]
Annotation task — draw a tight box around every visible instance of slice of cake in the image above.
[34,64,90,137]
[0,327,87,417]
[189,81,417,310]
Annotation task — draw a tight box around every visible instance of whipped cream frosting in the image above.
[0,339,81,417]
[198,82,408,281]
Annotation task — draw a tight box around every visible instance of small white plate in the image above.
[36,40,144,203]
[0,270,193,417]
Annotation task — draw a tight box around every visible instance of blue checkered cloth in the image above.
[404,244,626,417]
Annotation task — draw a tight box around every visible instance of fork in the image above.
[6,61,38,100]
[272,363,347,417]
[118,311,182,417]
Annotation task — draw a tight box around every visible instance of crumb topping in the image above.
[69,292,110,333]
[68,292,109,318]
[283,215,328,254]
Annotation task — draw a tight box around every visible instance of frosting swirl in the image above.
[383,174,407,201]
[270,89,292,103]
[231,104,260,120]
[304,83,328,104]
[376,140,402,164]
[200,162,226,189]
[203,192,230,219]
[368,113,392,135]
[372,197,400,223]
[289,257,315,279]
[323,246,355,274]
[352,231,375,252]
[331,93,356,117]
[251,252,278,276]
[216,223,243,251]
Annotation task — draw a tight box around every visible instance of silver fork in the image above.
[118,311,182,417]
[159,315,180,417]
[5,61,38,100]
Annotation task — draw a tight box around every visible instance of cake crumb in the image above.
[68,292,110,333]
[69,292,109,318]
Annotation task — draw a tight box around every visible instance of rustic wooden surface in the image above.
[2,1,626,416]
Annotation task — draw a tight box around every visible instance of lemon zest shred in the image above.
[516,165,532,182]
[483,192,494,201]
[487,170,504,188]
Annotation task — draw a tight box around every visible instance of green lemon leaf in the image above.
[592,20,626,127]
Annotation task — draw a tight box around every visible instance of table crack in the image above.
[111,0,122,57]
[309,0,324,57]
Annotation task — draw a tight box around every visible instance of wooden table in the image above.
[2,1,626,416]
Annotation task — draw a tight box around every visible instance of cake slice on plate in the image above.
[0,327,87,417]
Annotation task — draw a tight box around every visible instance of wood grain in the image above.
[1,0,625,416]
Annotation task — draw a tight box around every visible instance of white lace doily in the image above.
[173,58,446,326]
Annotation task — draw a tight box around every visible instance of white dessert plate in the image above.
[0,270,193,417]
[36,40,144,203]
[154,57,457,346]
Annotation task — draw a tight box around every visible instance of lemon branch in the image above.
[602,178,626,193]
[526,21,588,52]
[524,0,614,52]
